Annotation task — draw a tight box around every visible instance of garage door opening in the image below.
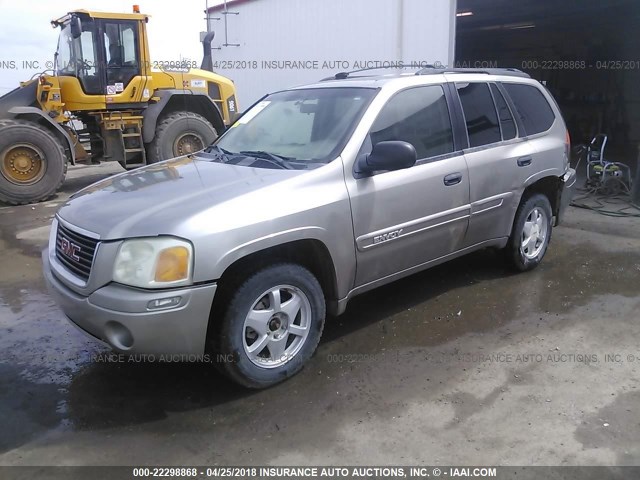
[456,0,640,171]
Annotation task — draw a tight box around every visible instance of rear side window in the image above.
[456,82,501,148]
[368,85,454,160]
[503,83,555,135]
[490,84,516,140]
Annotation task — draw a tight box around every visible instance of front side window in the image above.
[364,85,454,161]
[457,82,501,148]
[503,83,556,136]
[215,87,376,165]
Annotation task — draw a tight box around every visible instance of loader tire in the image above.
[0,119,67,205]
[147,111,217,163]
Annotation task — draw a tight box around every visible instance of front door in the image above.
[344,85,471,288]
[102,20,144,101]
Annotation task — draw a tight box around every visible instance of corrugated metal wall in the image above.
[208,0,456,107]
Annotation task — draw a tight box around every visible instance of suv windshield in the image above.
[213,87,377,166]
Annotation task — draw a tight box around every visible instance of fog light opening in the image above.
[104,321,134,350]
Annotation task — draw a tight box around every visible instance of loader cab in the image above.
[53,11,151,109]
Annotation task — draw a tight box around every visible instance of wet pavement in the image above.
[0,163,639,466]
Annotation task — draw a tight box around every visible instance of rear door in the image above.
[344,85,470,287]
[454,80,535,246]
[502,82,565,178]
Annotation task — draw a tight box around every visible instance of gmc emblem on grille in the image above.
[60,238,81,262]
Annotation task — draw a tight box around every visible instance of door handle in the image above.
[443,172,463,186]
[517,156,533,167]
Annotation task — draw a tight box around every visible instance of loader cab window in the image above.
[103,21,140,91]
[55,19,102,95]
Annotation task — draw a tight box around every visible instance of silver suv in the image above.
[43,68,576,388]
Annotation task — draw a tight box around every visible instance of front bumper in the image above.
[556,167,577,226]
[42,249,217,356]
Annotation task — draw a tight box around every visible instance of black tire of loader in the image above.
[146,111,218,164]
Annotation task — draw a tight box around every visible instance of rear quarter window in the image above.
[490,84,516,140]
[503,83,555,136]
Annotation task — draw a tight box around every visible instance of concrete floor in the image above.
[0,163,639,466]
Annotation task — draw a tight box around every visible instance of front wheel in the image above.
[212,263,326,389]
[505,193,553,271]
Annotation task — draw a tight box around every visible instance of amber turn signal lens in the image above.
[154,246,190,283]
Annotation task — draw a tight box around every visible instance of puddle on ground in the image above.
[322,241,640,353]
[0,239,47,299]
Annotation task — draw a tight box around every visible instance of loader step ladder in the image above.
[92,111,148,169]
[121,123,147,169]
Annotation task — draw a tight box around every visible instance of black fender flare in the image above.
[141,89,225,144]
[7,106,76,164]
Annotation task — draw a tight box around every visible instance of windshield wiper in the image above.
[205,145,234,155]
[239,150,295,170]
[202,144,234,162]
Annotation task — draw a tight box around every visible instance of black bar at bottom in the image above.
[1,466,640,480]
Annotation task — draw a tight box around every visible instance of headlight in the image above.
[113,237,193,288]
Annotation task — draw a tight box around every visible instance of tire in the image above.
[212,263,326,389]
[147,111,217,163]
[0,119,67,205]
[505,193,553,272]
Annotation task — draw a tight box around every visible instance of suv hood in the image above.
[56,155,306,239]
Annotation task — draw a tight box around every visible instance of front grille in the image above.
[55,223,98,281]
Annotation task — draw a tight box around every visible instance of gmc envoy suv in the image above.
[43,68,576,388]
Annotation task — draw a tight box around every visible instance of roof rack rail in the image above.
[320,65,409,81]
[415,67,531,78]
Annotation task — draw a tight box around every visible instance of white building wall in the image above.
[208,0,456,107]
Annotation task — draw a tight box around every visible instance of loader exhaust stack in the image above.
[201,31,216,72]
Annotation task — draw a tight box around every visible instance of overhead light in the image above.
[456,11,474,17]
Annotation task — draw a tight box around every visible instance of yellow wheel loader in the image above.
[0,7,238,205]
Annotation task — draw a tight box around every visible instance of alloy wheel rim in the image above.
[521,207,548,259]
[242,285,312,368]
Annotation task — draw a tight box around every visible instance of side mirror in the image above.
[70,16,82,39]
[355,141,417,177]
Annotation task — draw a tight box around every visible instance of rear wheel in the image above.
[0,119,67,205]
[146,111,217,163]
[211,263,326,389]
[505,193,553,271]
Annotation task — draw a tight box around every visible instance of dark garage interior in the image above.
[456,0,640,171]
